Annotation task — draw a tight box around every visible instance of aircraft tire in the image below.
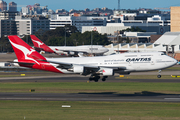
[94,79,98,82]
[102,78,106,81]
[94,76,100,82]
[157,75,161,78]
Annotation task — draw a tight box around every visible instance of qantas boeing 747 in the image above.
[30,35,109,56]
[8,35,177,82]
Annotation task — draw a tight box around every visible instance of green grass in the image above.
[0,71,60,77]
[165,66,180,71]
[0,82,180,94]
[0,101,180,120]
[117,75,179,79]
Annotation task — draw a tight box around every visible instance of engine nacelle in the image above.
[40,51,45,54]
[68,51,75,55]
[13,59,20,66]
[73,65,84,73]
[101,68,114,76]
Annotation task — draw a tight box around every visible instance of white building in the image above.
[21,7,30,15]
[104,43,166,55]
[154,32,180,52]
[82,23,130,35]
[50,15,72,30]
[15,15,50,36]
[49,15,108,32]
[82,15,170,35]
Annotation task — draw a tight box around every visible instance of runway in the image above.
[0,92,180,102]
[0,74,180,82]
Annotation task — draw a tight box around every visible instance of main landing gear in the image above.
[157,70,161,78]
[89,76,108,82]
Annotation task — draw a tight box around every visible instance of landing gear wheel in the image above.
[89,77,93,81]
[157,75,161,78]
[94,76,100,82]
[157,70,162,78]
[89,76,100,82]
[102,76,108,82]
[94,79,99,82]
[102,78,106,81]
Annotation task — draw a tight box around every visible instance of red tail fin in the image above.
[8,35,63,73]
[8,35,46,63]
[30,35,55,53]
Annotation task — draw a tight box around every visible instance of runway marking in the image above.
[0,97,172,102]
[164,98,180,100]
[62,105,71,108]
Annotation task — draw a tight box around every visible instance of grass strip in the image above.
[0,82,180,94]
[0,101,180,120]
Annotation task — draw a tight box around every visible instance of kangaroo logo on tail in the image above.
[9,40,40,65]
[31,39,44,48]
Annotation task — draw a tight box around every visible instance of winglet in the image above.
[30,35,55,53]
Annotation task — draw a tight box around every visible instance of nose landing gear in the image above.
[157,70,161,78]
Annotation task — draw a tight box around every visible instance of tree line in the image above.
[0,26,145,52]
[0,25,111,52]
[35,25,110,46]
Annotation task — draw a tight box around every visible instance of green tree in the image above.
[34,25,109,46]
[21,35,33,46]
[120,27,146,34]
[0,36,13,52]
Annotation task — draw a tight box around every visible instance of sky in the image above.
[4,0,180,11]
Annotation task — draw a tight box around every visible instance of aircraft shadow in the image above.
[78,91,180,97]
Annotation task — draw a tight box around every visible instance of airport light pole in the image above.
[91,27,93,56]
[117,30,119,54]
[65,27,66,46]
[26,35,28,44]
[90,27,97,56]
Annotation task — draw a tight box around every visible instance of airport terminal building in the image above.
[104,32,180,61]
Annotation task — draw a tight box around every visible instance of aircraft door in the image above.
[151,57,155,65]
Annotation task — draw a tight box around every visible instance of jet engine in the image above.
[68,51,75,55]
[72,65,84,73]
[40,51,45,54]
[13,59,20,67]
[100,68,114,76]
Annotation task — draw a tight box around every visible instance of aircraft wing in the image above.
[45,60,98,69]
[62,50,87,53]
[45,59,127,75]
[45,59,101,75]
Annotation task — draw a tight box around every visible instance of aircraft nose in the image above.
[104,48,109,52]
[174,59,178,65]
[171,58,178,66]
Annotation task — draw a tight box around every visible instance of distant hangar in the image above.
[104,32,180,62]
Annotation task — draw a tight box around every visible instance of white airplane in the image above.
[30,35,109,56]
[8,35,177,82]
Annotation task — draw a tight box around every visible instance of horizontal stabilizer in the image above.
[7,61,35,65]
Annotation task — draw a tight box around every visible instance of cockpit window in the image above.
[161,53,166,55]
